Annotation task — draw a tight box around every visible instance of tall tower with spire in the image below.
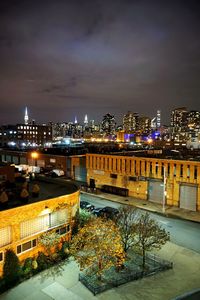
[74,116,78,124]
[24,107,29,125]
[84,114,88,125]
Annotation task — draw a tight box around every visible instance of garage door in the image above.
[148,180,163,203]
[180,185,197,211]
[74,166,87,183]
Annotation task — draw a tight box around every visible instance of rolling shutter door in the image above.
[74,166,87,182]
[148,180,163,203]
[180,184,197,211]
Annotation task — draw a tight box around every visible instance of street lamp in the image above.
[31,152,38,167]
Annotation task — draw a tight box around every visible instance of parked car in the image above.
[80,201,95,211]
[47,169,65,177]
[92,207,104,216]
[99,206,119,219]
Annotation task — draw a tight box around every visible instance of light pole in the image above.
[162,165,167,214]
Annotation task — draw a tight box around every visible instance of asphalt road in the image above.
[80,193,200,254]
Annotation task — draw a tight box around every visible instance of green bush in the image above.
[22,258,33,278]
[0,277,6,293]
[36,252,53,271]
[59,241,70,260]
[3,249,21,288]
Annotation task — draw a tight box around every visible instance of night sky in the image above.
[0,0,200,125]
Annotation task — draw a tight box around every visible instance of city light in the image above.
[31,152,38,159]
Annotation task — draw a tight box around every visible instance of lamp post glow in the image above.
[31,152,38,166]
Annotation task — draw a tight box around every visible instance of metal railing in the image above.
[79,253,173,295]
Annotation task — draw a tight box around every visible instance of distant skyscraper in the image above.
[187,111,200,129]
[102,113,116,135]
[123,111,139,131]
[84,114,88,125]
[171,107,188,131]
[24,107,29,125]
[138,116,151,133]
[156,110,161,128]
[74,116,78,124]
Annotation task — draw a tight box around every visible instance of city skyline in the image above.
[0,0,200,124]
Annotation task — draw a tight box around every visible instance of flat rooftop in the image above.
[0,177,78,211]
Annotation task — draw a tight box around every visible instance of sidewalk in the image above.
[0,242,200,300]
[81,190,200,223]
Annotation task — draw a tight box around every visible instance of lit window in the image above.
[20,209,68,238]
[20,215,49,239]
[0,226,12,247]
[72,204,78,217]
[50,209,68,228]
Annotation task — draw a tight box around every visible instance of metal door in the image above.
[148,180,163,203]
[74,166,87,182]
[180,184,197,211]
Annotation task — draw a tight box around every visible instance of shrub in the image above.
[0,277,6,293]
[32,259,38,271]
[36,252,53,271]
[22,258,33,278]
[3,249,21,287]
[59,241,70,260]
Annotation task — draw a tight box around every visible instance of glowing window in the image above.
[0,226,11,247]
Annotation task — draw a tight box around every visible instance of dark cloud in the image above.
[0,0,200,124]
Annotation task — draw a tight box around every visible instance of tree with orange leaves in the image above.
[70,217,125,279]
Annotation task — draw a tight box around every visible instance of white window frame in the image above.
[56,225,70,235]
[17,239,37,255]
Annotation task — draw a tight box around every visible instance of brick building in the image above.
[86,153,200,211]
[0,179,79,275]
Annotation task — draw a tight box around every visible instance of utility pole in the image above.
[162,166,167,214]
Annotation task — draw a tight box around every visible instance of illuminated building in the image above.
[101,113,116,136]
[123,111,139,131]
[0,179,79,275]
[171,107,188,132]
[0,123,52,148]
[86,153,200,212]
[24,107,29,125]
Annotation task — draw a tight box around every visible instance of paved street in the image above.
[81,193,200,254]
